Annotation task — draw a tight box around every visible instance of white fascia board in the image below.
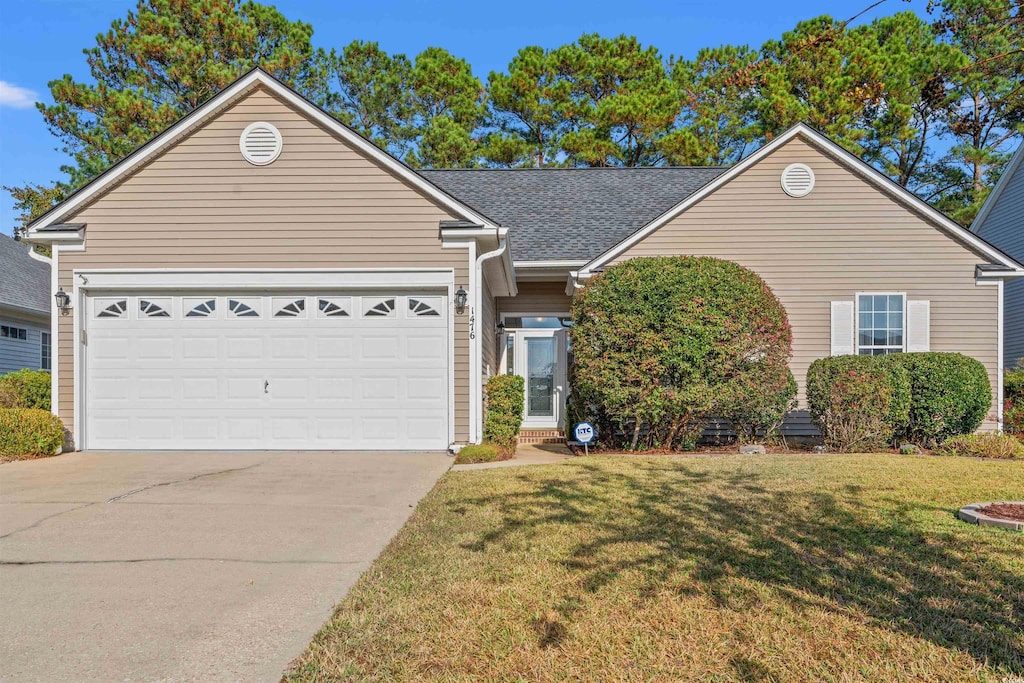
[25,230,85,243]
[26,69,500,234]
[971,143,1024,234]
[73,268,455,291]
[977,271,1024,280]
[579,123,1024,274]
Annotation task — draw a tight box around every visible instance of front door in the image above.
[511,328,567,429]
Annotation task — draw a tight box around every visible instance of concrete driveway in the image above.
[0,450,451,682]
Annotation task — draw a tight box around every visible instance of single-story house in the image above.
[972,142,1024,369]
[0,233,51,376]
[24,68,1024,451]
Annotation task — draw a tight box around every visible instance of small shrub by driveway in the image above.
[0,408,65,461]
[0,369,51,410]
[289,454,1024,681]
[453,443,505,464]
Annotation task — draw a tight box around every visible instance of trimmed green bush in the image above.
[454,443,506,464]
[0,409,65,459]
[1006,365,1024,438]
[720,370,798,444]
[806,355,911,452]
[883,352,991,446]
[936,433,1024,460]
[571,256,792,451]
[0,369,51,410]
[482,374,526,454]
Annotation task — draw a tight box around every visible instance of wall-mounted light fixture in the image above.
[495,321,505,335]
[454,286,468,313]
[54,288,71,316]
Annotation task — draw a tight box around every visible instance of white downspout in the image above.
[473,237,508,443]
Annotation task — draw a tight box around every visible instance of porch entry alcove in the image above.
[499,314,570,430]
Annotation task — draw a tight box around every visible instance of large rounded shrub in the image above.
[883,352,991,446]
[806,355,911,452]
[0,369,51,410]
[570,256,792,450]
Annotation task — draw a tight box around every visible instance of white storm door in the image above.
[514,328,566,429]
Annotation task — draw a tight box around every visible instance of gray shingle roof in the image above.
[0,234,50,316]
[421,167,726,261]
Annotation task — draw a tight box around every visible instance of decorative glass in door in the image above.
[526,337,556,417]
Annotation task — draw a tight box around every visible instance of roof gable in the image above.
[971,142,1024,237]
[580,124,1024,274]
[26,68,498,236]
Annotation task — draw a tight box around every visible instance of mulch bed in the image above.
[979,502,1024,523]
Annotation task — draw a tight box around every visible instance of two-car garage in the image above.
[82,284,451,451]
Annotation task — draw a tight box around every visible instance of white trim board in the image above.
[73,268,456,291]
[578,123,1024,276]
[25,68,500,237]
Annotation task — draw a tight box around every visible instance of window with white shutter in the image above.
[830,301,855,355]
[905,300,930,352]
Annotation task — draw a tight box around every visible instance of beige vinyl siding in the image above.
[481,277,498,380]
[973,152,1024,368]
[57,86,472,442]
[497,281,573,318]
[612,136,1001,430]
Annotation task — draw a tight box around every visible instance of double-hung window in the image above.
[857,293,905,355]
[41,332,51,370]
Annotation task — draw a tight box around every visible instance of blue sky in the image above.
[0,0,933,234]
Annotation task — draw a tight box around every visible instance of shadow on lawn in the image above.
[455,459,1024,673]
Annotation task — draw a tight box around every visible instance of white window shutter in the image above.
[906,300,930,352]
[830,301,855,355]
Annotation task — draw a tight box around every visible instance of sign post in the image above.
[573,421,596,455]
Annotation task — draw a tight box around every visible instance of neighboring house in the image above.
[0,233,51,376]
[24,68,1024,451]
[972,143,1024,370]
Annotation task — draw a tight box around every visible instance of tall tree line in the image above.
[7,0,1022,228]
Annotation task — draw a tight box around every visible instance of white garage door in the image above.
[84,292,449,450]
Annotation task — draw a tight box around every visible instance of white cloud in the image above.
[0,81,39,109]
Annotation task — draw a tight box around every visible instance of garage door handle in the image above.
[264,380,269,394]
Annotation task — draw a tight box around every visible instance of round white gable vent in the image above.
[781,163,815,197]
[239,122,283,165]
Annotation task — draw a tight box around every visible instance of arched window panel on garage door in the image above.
[317,297,352,318]
[95,298,128,319]
[408,296,442,318]
[139,298,172,318]
[228,298,261,318]
[184,298,217,318]
[273,297,307,318]
[363,297,397,318]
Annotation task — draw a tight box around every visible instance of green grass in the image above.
[289,454,1024,682]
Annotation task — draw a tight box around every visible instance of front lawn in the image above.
[289,454,1023,682]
